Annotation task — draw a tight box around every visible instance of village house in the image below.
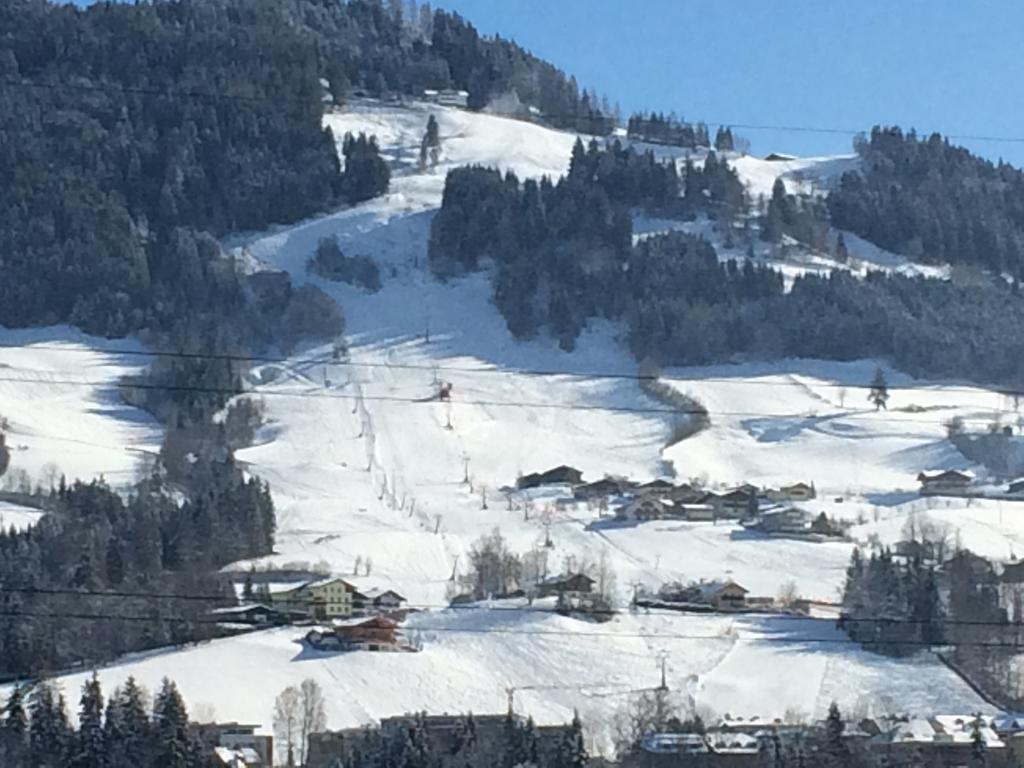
[637,478,675,494]
[668,483,708,505]
[208,603,294,626]
[615,496,671,522]
[766,482,816,502]
[306,615,404,652]
[702,488,757,519]
[864,715,1010,767]
[747,507,811,535]
[1007,478,1024,497]
[676,503,715,522]
[517,465,584,490]
[692,580,749,611]
[354,588,407,615]
[423,88,469,108]
[191,723,273,768]
[574,476,632,501]
[538,572,595,598]
[917,469,974,497]
[268,577,362,620]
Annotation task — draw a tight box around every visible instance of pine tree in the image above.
[152,678,194,768]
[73,674,106,768]
[868,367,889,410]
[823,702,848,767]
[29,683,71,768]
[105,677,151,768]
[835,232,850,263]
[3,685,27,737]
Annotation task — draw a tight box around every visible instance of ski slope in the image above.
[4,102,1006,743]
[0,326,161,490]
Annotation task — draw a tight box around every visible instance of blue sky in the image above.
[436,0,1024,165]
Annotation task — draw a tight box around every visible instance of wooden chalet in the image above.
[573,476,631,500]
[538,572,595,597]
[917,469,974,497]
[517,465,584,490]
[615,496,670,522]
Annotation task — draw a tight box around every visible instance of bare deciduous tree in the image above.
[298,678,327,766]
[273,685,300,767]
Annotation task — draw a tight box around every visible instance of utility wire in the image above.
[1,340,1021,402]
[1,608,1023,650]
[6,76,1024,148]
[1,585,1021,630]
[0,369,1017,428]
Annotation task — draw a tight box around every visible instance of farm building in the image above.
[917,469,974,496]
[517,465,584,490]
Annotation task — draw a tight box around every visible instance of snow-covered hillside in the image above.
[7,102,1015,743]
[663,359,1006,494]
[0,326,160,490]
[37,609,990,755]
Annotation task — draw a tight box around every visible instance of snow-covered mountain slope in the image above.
[0,326,160,489]
[6,102,1010,740]
[35,609,990,754]
[663,359,1004,494]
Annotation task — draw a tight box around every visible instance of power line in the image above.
[4,585,1024,630]
[2,608,1024,650]
[0,369,1018,427]
[2,340,1021,402]
[9,75,1024,149]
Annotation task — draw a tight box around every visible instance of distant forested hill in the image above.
[0,0,608,338]
[828,126,1024,276]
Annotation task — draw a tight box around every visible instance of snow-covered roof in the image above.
[695,580,748,598]
[918,469,975,481]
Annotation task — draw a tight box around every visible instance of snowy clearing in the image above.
[0,326,161,489]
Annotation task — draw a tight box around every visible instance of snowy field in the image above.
[3,102,1011,742]
[32,609,989,753]
[0,326,161,489]
[663,358,1007,494]
[0,500,43,532]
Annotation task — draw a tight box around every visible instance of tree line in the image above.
[0,466,273,679]
[1,674,213,768]
[829,125,1024,277]
[429,140,747,349]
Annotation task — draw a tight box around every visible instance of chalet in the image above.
[676,503,715,522]
[307,615,403,651]
[615,496,670,522]
[268,577,361,620]
[767,482,816,502]
[750,507,811,535]
[693,580,748,611]
[637,479,675,494]
[209,603,291,626]
[702,488,757,519]
[538,572,595,598]
[517,465,584,490]
[573,476,631,501]
[1008,478,1024,497]
[191,723,273,768]
[423,88,470,107]
[917,469,974,497]
[356,588,407,614]
[667,483,707,505]
[865,715,1006,766]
